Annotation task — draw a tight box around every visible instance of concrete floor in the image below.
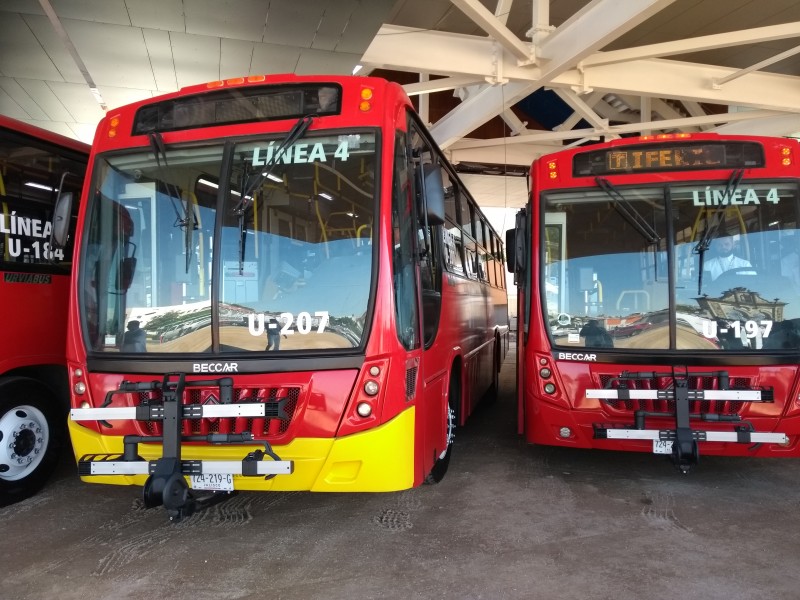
[4,345,800,600]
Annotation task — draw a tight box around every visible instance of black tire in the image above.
[424,370,459,484]
[0,378,66,507]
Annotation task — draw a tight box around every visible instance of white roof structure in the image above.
[3,0,800,211]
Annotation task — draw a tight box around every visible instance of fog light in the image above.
[544,382,556,394]
[356,402,372,417]
[559,427,572,439]
[74,382,86,395]
[364,380,379,396]
[540,368,551,378]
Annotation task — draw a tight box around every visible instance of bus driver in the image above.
[703,234,751,281]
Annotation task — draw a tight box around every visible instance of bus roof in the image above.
[0,114,89,154]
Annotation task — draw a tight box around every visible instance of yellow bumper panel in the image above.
[68,406,416,493]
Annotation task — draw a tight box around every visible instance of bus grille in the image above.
[597,374,750,416]
[136,386,301,440]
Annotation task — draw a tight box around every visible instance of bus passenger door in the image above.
[406,117,449,480]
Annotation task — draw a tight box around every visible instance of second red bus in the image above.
[0,116,88,505]
[509,133,800,471]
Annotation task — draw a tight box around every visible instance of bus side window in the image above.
[409,117,443,347]
[392,130,420,350]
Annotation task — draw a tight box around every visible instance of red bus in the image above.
[508,133,800,472]
[57,74,509,519]
[0,116,88,505]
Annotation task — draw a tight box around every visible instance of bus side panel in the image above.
[0,273,70,370]
[417,371,447,484]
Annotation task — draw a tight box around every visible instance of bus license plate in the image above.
[652,440,673,454]
[190,473,234,491]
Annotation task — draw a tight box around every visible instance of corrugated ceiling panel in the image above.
[127,0,185,32]
[295,48,361,75]
[221,38,256,80]
[15,79,73,121]
[46,80,105,123]
[264,1,325,48]
[0,14,64,81]
[250,43,303,75]
[0,78,44,120]
[63,20,157,89]
[49,0,130,25]
[142,29,178,92]
[185,0,268,43]
[170,32,222,88]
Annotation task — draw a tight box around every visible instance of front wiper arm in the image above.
[693,169,744,255]
[235,115,314,273]
[596,177,660,244]
[238,114,314,210]
[148,132,190,228]
[148,131,195,273]
[693,168,744,293]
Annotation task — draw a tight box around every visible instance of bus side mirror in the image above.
[422,164,445,226]
[119,257,137,291]
[512,208,527,275]
[505,229,516,273]
[51,192,73,249]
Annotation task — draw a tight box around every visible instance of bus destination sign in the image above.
[572,141,764,176]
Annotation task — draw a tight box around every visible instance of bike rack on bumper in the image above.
[588,368,788,473]
[71,373,293,521]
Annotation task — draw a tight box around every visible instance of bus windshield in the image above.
[542,178,800,352]
[83,130,377,354]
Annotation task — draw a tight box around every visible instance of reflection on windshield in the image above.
[543,180,800,352]
[83,131,377,354]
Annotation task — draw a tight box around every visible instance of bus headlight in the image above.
[356,402,373,417]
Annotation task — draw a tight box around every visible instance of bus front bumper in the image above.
[68,406,416,493]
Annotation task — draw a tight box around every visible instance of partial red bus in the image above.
[58,74,509,519]
[0,116,88,505]
[508,133,800,472]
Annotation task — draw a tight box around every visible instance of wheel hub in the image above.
[0,406,49,481]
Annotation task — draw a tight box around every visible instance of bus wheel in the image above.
[424,372,458,484]
[0,379,65,507]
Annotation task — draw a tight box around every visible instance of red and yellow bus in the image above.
[508,133,800,472]
[58,74,508,519]
[0,116,88,505]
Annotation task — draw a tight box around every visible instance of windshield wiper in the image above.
[234,115,314,273]
[596,178,661,244]
[693,168,744,294]
[238,115,314,210]
[148,132,195,273]
[596,177,661,278]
